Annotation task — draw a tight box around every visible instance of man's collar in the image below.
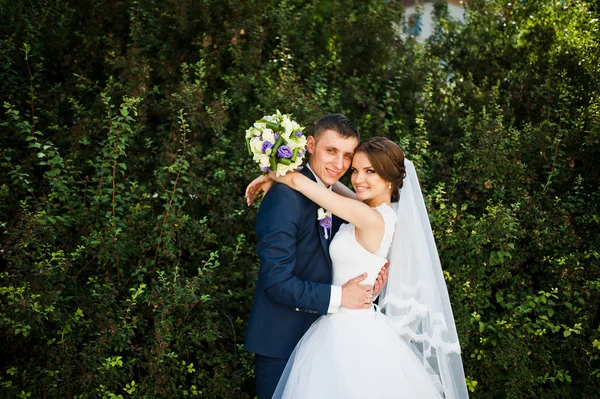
[305,163,328,188]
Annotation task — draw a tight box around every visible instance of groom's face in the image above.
[307,129,359,187]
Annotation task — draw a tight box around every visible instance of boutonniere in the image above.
[317,208,333,239]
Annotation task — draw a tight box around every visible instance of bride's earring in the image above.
[388,184,392,189]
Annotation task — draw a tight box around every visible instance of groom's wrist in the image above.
[327,285,342,314]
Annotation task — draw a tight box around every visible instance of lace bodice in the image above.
[329,203,397,299]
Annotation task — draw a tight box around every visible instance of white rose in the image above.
[291,135,307,148]
[261,128,275,143]
[281,117,294,137]
[250,137,264,155]
[260,156,271,168]
[292,157,304,168]
[254,153,270,168]
[276,163,293,177]
[246,127,260,138]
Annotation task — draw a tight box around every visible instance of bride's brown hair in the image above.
[355,137,406,202]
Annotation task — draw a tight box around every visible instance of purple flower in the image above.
[319,216,332,239]
[260,165,270,173]
[319,216,332,229]
[294,131,303,137]
[298,149,306,157]
[274,133,280,141]
[262,141,273,153]
[277,145,293,159]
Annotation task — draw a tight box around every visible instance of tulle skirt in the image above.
[273,308,443,399]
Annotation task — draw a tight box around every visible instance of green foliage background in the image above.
[0,0,598,397]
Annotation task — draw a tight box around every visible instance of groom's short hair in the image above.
[313,114,360,142]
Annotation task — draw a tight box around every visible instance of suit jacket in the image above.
[244,167,343,359]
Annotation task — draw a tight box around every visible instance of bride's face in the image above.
[350,152,391,206]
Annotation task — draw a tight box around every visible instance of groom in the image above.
[245,114,384,399]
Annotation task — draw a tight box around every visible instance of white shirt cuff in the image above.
[327,285,342,314]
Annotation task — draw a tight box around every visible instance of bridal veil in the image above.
[380,159,469,399]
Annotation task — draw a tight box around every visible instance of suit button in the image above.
[295,308,299,312]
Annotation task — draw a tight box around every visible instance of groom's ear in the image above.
[306,136,316,155]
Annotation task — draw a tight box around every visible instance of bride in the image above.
[248,137,468,398]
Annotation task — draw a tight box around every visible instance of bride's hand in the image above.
[372,260,390,297]
[267,170,296,187]
[245,168,301,206]
[245,174,274,206]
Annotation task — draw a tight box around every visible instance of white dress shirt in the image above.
[305,163,342,314]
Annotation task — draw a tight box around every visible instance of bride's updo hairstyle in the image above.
[355,137,406,202]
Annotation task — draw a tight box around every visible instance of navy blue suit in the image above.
[245,167,343,398]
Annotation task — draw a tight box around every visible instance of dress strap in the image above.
[374,203,397,257]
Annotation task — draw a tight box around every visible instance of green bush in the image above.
[0,0,598,397]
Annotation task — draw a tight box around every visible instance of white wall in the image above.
[402,1,465,42]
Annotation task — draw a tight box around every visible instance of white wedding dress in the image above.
[273,203,443,399]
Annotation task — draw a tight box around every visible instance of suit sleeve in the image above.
[256,185,332,315]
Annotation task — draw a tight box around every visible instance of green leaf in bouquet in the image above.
[266,121,280,130]
[245,138,252,156]
[291,147,301,162]
[256,119,280,131]
[271,136,284,153]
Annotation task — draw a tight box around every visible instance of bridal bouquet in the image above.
[245,110,307,176]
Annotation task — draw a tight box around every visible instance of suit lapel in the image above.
[301,167,333,268]
[318,214,330,260]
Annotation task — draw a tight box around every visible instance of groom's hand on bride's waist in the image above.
[341,273,374,309]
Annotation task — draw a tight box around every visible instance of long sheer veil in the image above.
[379,159,469,398]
